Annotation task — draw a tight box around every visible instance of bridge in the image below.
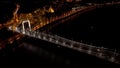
[1,1,120,64]
[8,18,120,64]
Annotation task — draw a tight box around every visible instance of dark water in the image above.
[0,37,116,67]
[49,5,120,50]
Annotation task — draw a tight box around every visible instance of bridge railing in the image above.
[40,32,120,63]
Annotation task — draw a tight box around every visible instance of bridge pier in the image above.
[88,48,92,54]
[26,31,30,35]
[110,57,115,62]
[78,47,82,51]
[70,44,73,48]
[49,38,53,42]
[62,42,66,46]
[43,36,47,40]
[87,45,94,54]
[38,35,41,39]
[98,51,102,57]
[55,40,59,44]
[33,33,36,37]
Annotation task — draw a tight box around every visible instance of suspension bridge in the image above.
[1,1,120,64]
[8,18,120,64]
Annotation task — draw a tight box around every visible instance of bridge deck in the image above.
[9,27,120,64]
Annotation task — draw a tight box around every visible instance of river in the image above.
[49,4,120,50]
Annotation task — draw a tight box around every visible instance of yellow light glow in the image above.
[49,6,54,13]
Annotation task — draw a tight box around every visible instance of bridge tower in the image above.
[22,20,32,34]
